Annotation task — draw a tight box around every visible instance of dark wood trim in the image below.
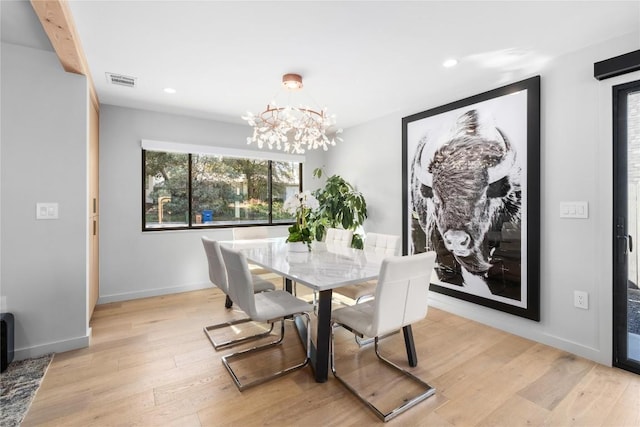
[594,50,640,81]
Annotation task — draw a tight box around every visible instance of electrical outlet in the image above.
[574,290,589,309]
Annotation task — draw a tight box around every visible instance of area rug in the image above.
[0,353,54,427]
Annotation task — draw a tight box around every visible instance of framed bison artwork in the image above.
[402,76,540,321]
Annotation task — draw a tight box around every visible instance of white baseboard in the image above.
[428,295,609,366]
[14,334,90,361]
[11,283,212,361]
[97,282,212,304]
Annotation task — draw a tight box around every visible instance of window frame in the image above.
[141,149,303,232]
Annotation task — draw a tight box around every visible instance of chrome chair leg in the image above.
[355,329,398,347]
[222,313,311,391]
[203,319,275,351]
[330,324,435,422]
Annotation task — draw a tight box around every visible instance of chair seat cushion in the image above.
[251,275,276,293]
[336,281,377,300]
[253,291,312,322]
[331,300,377,338]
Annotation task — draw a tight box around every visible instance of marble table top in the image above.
[222,238,386,291]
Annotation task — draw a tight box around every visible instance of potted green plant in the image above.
[283,190,319,251]
[309,168,368,249]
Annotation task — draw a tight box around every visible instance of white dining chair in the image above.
[364,233,401,253]
[232,226,270,275]
[201,237,276,350]
[295,228,354,308]
[333,232,401,304]
[220,246,312,391]
[324,227,354,247]
[330,251,437,422]
[298,227,354,307]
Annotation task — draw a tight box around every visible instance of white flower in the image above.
[299,191,319,210]
[283,191,319,215]
[283,194,301,215]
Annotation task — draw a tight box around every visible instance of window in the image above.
[143,147,302,230]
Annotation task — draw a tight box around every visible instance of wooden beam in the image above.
[30,0,99,111]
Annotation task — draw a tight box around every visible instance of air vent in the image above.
[106,72,137,88]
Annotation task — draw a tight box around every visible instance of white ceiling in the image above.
[4,1,640,129]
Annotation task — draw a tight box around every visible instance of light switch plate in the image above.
[560,201,588,219]
[36,202,59,220]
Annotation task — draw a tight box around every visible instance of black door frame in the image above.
[613,80,640,374]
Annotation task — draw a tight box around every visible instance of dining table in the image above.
[222,237,419,383]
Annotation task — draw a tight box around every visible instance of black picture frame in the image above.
[402,76,540,321]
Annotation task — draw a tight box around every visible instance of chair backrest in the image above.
[233,227,268,240]
[369,251,436,337]
[364,233,401,256]
[325,228,353,247]
[201,236,229,294]
[219,246,257,318]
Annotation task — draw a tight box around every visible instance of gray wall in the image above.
[99,105,325,303]
[1,43,89,359]
[325,33,640,365]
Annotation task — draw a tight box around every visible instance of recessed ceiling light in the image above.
[443,59,458,68]
[163,87,176,94]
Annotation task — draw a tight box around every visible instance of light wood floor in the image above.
[23,284,640,426]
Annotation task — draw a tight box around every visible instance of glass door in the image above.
[613,80,640,374]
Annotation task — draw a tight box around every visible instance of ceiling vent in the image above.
[106,72,137,88]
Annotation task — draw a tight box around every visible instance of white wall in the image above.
[327,33,639,365]
[99,105,325,303]
[1,43,89,359]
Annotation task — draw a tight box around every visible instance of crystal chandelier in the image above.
[242,74,342,154]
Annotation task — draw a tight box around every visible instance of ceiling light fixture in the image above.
[163,87,176,94]
[242,73,342,154]
[282,73,303,90]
